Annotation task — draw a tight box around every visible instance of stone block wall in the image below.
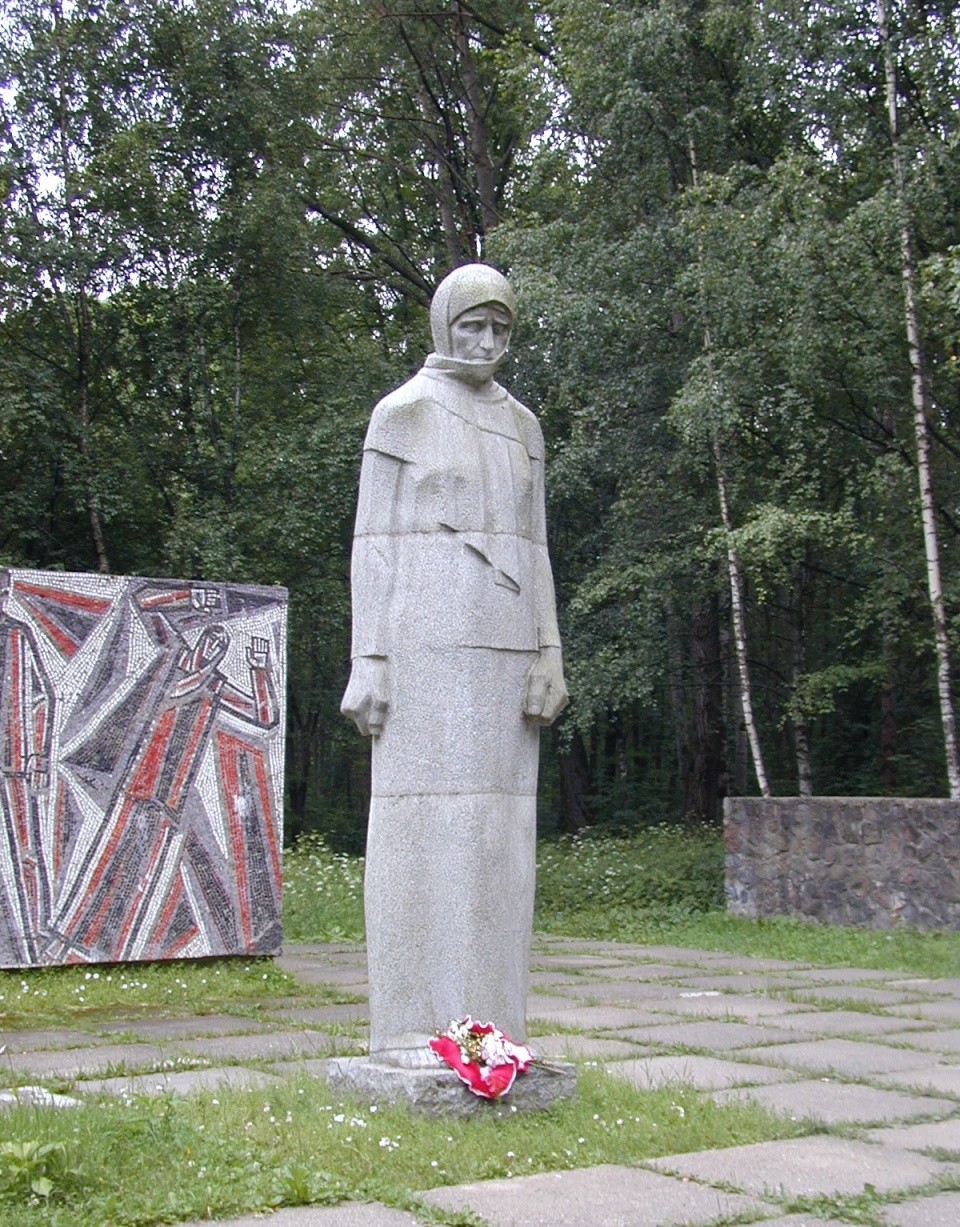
[724,797,960,931]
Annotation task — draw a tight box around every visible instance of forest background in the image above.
[1,0,959,850]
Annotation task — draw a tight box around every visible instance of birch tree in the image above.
[876,0,960,798]
[688,134,771,798]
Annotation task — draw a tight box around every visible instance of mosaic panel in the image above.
[0,569,287,968]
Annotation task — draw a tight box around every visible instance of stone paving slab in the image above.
[736,1039,944,1078]
[664,974,805,993]
[614,947,810,971]
[262,1004,368,1025]
[751,1217,849,1227]
[5,1040,166,1080]
[586,963,707,982]
[887,978,960,996]
[888,1000,960,1023]
[559,979,712,1006]
[277,959,369,981]
[421,1163,770,1226]
[876,1065,960,1095]
[759,1010,930,1037]
[642,995,809,1021]
[279,966,368,988]
[528,1004,672,1028]
[784,967,909,984]
[865,1116,960,1151]
[880,1191,960,1226]
[782,984,930,1007]
[0,1026,103,1052]
[526,993,594,1013]
[176,1204,419,1226]
[528,1034,640,1060]
[96,1015,270,1041]
[887,1028,960,1053]
[264,1057,335,1082]
[174,1029,335,1063]
[278,947,366,969]
[80,1065,280,1097]
[605,1055,797,1092]
[528,954,632,970]
[528,971,594,988]
[710,1078,955,1125]
[751,1218,850,1227]
[647,1135,951,1198]
[618,1019,810,1050]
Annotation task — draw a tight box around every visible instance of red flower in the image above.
[429,1018,534,1100]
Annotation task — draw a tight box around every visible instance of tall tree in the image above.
[877,0,959,796]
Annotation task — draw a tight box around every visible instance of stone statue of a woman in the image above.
[341,264,568,1068]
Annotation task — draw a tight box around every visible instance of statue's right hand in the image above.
[341,656,389,737]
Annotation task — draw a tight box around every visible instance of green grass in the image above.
[0,958,318,1030]
[0,1068,805,1225]
[587,909,960,978]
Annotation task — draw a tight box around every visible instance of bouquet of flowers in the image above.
[429,1017,535,1100]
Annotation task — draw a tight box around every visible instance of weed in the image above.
[0,1139,80,1203]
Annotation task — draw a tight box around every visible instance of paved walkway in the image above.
[4,938,960,1225]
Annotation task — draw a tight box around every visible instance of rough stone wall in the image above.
[724,797,960,931]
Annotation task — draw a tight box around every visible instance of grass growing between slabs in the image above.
[0,1067,807,1225]
[285,826,960,978]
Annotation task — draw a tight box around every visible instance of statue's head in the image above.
[430,264,516,377]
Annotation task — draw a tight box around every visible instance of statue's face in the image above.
[449,304,512,364]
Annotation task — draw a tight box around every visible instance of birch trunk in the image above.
[791,558,813,796]
[715,452,771,797]
[689,134,771,797]
[877,0,960,798]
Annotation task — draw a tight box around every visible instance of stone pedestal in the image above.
[325,1056,577,1118]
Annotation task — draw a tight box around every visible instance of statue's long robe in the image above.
[349,362,561,1063]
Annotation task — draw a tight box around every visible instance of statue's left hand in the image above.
[523,646,569,726]
[341,655,389,737]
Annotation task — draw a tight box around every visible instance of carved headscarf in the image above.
[429,264,516,357]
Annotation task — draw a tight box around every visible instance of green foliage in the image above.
[282,833,366,942]
[536,826,725,919]
[2,0,960,839]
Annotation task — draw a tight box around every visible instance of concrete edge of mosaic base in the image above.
[324,1056,577,1117]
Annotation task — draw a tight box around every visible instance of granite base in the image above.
[324,1056,577,1117]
